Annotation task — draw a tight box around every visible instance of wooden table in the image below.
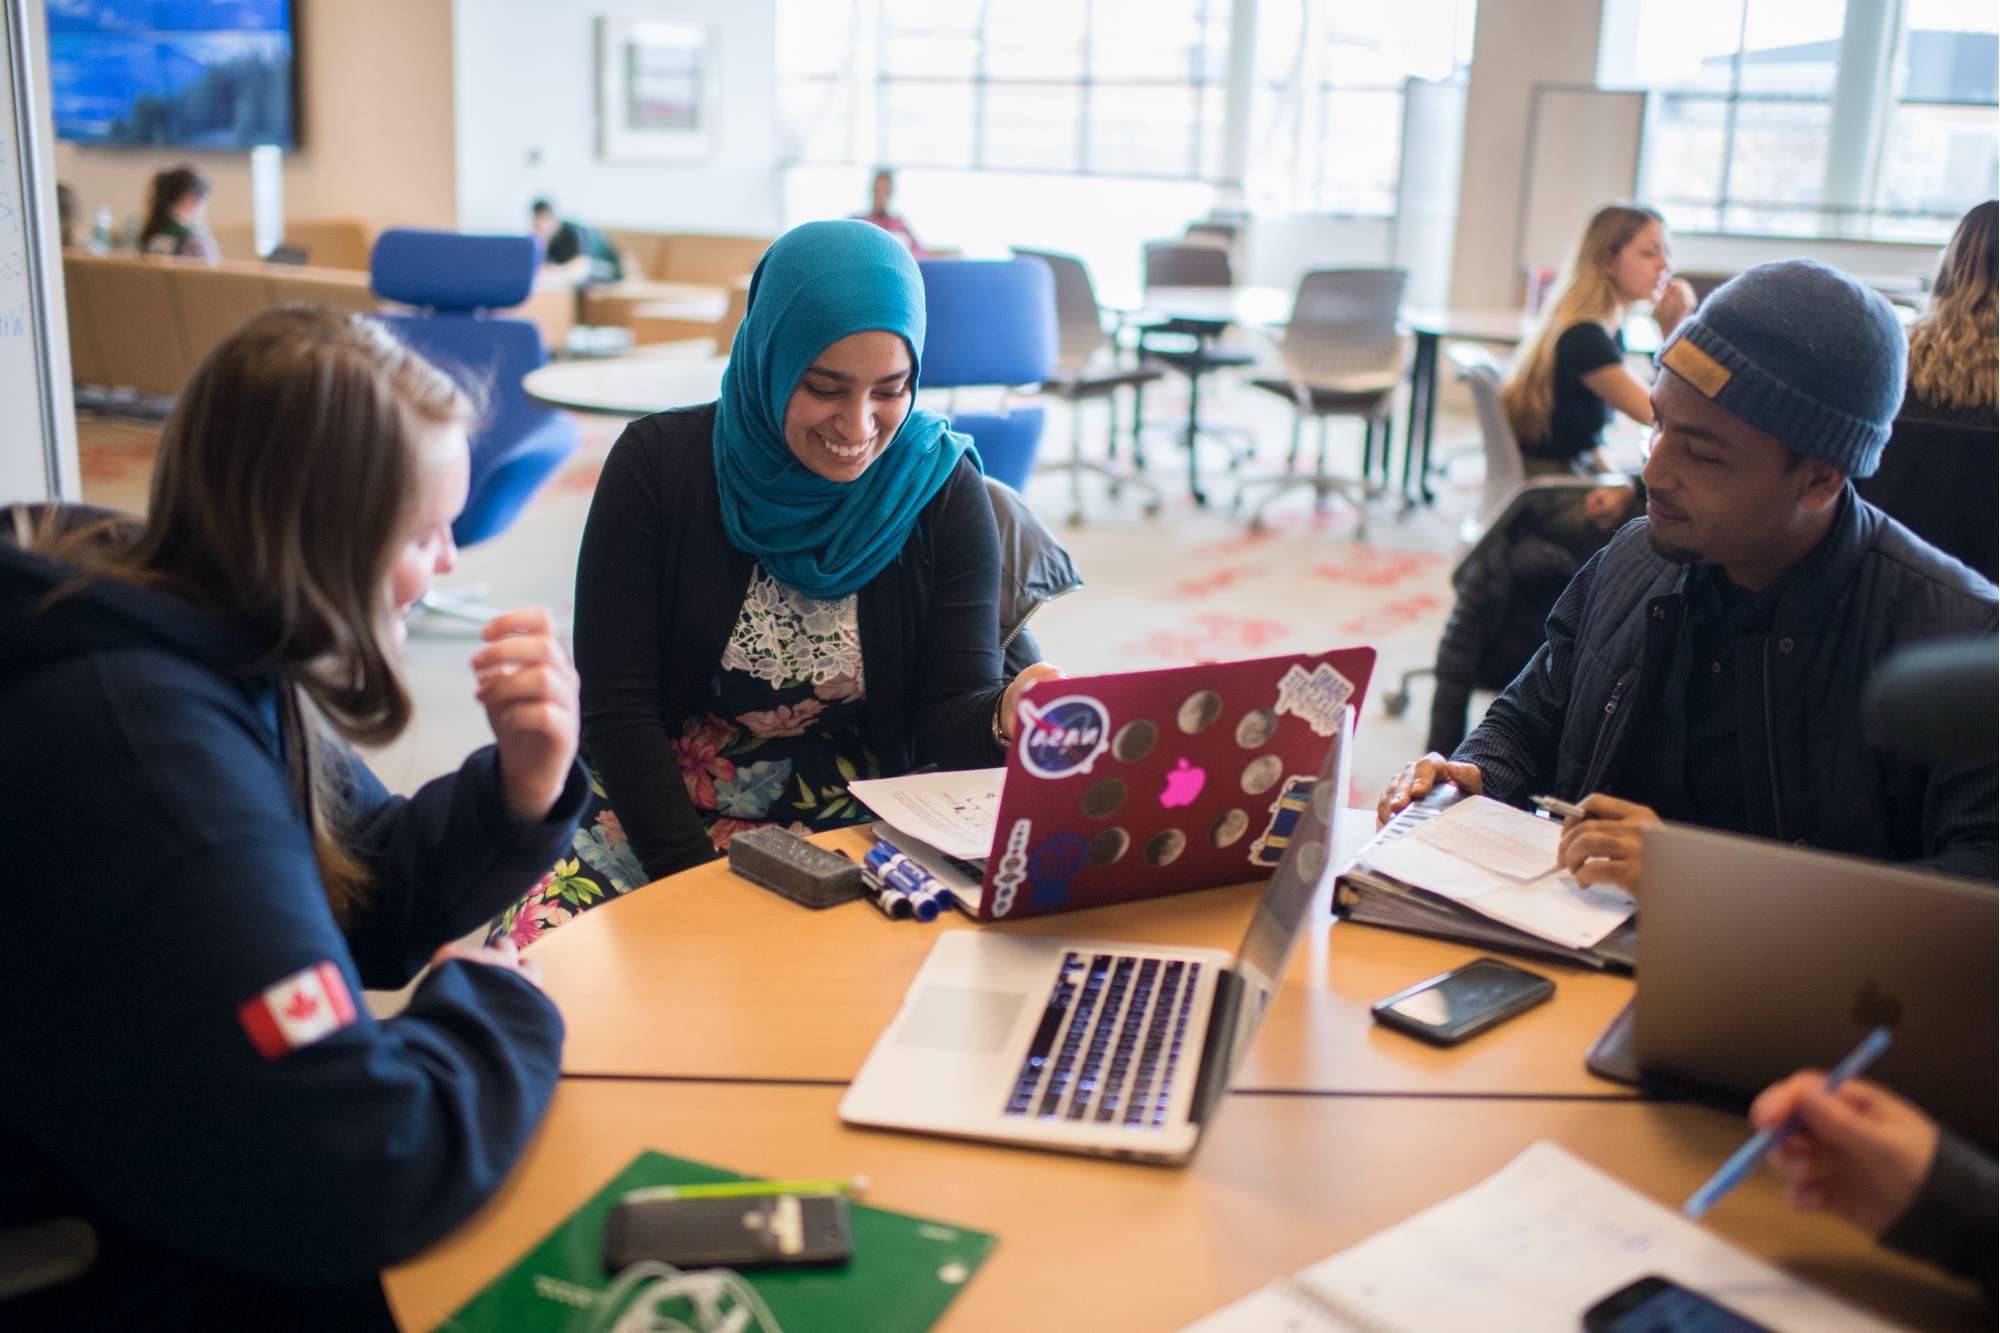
[528,824,1639,1097]
[384,1081,1985,1332]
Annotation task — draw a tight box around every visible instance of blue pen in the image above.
[1683,1025,1894,1220]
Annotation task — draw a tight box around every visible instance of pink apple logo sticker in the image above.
[1159,758,1207,808]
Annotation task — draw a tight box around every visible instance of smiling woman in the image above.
[491,221,1061,942]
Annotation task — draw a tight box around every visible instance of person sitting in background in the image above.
[1752,1072,1995,1304]
[1501,202,1694,478]
[490,221,1059,942]
[1858,199,1998,581]
[1423,481,1642,755]
[854,168,929,258]
[529,198,624,285]
[1377,260,1998,891]
[138,164,219,263]
[0,308,586,1327]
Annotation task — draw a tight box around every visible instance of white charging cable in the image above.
[570,1261,786,1333]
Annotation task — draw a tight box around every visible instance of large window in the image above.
[1249,2,1475,216]
[1602,0,1998,241]
[776,0,1473,216]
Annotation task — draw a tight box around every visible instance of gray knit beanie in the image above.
[1656,259,1906,478]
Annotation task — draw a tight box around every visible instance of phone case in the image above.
[602,1194,853,1271]
[1370,959,1556,1046]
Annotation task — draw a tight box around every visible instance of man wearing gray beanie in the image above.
[1380,258,1996,889]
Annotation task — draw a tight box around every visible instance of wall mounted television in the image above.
[48,0,297,150]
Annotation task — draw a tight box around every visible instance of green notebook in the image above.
[431,1151,996,1332]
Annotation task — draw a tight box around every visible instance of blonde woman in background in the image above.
[1500,203,1697,478]
[1903,199,1997,431]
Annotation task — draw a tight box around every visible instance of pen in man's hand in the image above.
[1532,794,1589,821]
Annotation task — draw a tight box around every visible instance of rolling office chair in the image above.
[1237,268,1405,534]
[370,230,582,619]
[1138,241,1257,506]
[1011,247,1163,524]
[916,258,1058,492]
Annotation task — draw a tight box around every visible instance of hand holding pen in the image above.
[1685,1026,1899,1221]
[1745,1060,1939,1236]
[1532,793,1661,895]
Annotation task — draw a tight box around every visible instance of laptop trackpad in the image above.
[896,987,1026,1054]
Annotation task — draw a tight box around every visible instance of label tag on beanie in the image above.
[1663,339,1732,398]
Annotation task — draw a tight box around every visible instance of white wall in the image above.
[53,0,457,237]
[452,0,780,236]
[1447,0,1606,309]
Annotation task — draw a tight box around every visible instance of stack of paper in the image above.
[1334,793,1637,970]
[1182,1142,1897,1332]
[847,770,1005,913]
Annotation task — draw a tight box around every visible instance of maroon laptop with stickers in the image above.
[978,647,1375,921]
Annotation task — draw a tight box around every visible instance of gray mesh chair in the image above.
[1237,268,1406,533]
[1013,247,1164,523]
[1138,242,1257,505]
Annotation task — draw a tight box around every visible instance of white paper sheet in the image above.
[1182,1143,1898,1333]
[1412,795,1561,881]
[1360,798,1635,950]
[846,769,1006,860]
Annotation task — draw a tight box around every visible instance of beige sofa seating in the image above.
[211,218,374,271]
[581,230,771,344]
[63,252,576,396]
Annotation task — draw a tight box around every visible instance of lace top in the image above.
[720,565,866,691]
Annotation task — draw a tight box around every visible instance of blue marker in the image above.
[864,843,943,922]
[858,864,913,920]
[1683,1025,1894,1220]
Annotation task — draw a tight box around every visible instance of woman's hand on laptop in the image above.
[1376,754,1483,827]
[1555,794,1659,893]
[999,662,1066,743]
[1752,1073,1938,1238]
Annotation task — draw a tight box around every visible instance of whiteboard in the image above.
[1514,85,1645,290]
[1,0,77,504]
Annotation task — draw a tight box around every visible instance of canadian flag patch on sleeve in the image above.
[238,962,358,1060]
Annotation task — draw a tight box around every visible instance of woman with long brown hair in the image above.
[1500,202,1696,476]
[0,307,585,1327]
[1905,199,1997,428]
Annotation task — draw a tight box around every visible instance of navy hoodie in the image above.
[0,541,585,1328]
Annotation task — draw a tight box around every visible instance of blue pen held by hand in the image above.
[1682,1025,1895,1220]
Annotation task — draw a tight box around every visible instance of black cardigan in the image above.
[575,403,1008,880]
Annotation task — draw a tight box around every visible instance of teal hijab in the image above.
[713,219,976,601]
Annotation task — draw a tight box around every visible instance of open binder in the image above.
[1333,790,1637,973]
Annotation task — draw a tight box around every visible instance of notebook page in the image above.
[1362,828,1634,949]
[1283,1142,1896,1333]
[848,768,1005,860]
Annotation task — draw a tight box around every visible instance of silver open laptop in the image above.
[839,708,1352,1164]
[1636,822,1997,1145]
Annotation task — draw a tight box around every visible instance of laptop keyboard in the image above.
[1001,951,1201,1131]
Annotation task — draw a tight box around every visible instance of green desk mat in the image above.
[432,1150,996,1333]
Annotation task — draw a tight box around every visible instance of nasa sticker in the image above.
[1248,775,1316,867]
[1273,663,1355,738]
[1016,694,1112,779]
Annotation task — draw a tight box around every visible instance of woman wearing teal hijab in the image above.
[489,221,1060,939]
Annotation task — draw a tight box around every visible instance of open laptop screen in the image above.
[1220,706,1353,1077]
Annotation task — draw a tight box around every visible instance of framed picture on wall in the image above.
[597,18,715,162]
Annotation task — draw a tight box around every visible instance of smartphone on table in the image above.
[1583,1274,1773,1332]
[1370,957,1555,1045]
[603,1193,853,1272]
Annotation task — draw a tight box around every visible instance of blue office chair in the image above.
[916,258,1057,492]
[369,230,581,563]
